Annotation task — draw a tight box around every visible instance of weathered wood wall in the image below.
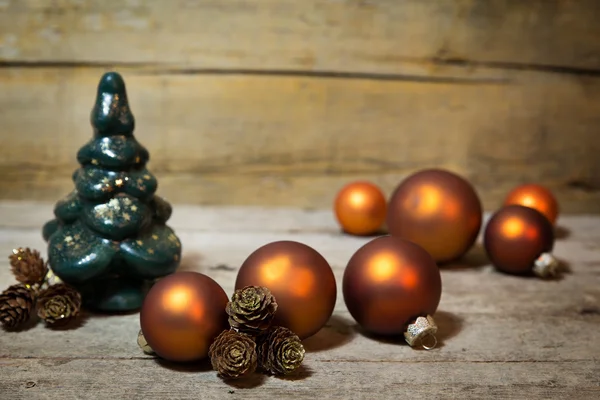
[1,0,600,212]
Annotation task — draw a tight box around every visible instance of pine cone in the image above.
[226,286,277,335]
[9,247,48,285]
[257,326,305,376]
[37,283,81,324]
[208,330,258,379]
[0,284,35,328]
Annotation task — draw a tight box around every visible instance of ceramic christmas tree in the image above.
[42,72,182,312]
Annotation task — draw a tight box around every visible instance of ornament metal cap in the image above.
[44,268,62,287]
[404,315,438,350]
[137,329,155,355]
[533,252,559,279]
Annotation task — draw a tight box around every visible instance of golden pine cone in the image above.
[36,283,81,324]
[257,326,305,376]
[208,330,258,379]
[0,284,35,328]
[225,286,277,335]
[9,248,48,285]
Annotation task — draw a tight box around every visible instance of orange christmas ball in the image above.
[140,271,229,362]
[484,205,554,275]
[386,168,482,263]
[343,236,442,336]
[503,183,559,224]
[235,240,337,340]
[334,181,387,236]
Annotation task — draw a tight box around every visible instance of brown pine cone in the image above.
[37,283,81,324]
[257,326,305,376]
[226,286,277,335]
[208,330,258,379]
[9,247,48,285]
[0,284,35,328]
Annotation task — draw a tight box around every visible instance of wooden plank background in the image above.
[1,0,600,212]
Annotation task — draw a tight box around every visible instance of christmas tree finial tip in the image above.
[97,72,126,94]
[91,71,134,135]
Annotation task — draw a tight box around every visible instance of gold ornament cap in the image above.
[533,252,559,279]
[137,329,155,355]
[404,315,438,350]
[44,268,63,286]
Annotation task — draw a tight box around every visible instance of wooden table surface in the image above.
[0,202,599,399]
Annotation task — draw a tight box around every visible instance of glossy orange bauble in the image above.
[334,181,387,236]
[386,169,482,263]
[503,183,559,224]
[484,205,554,275]
[343,236,442,335]
[140,272,229,362]
[235,240,336,340]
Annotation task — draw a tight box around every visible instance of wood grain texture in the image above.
[1,0,600,72]
[1,1,600,211]
[1,359,599,400]
[1,68,600,212]
[0,204,599,399]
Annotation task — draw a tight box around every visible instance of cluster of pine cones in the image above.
[209,286,306,379]
[0,248,81,329]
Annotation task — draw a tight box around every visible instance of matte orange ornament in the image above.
[343,236,442,348]
[334,181,387,236]
[386,169,482,263]
[235,240,336,340]
[484,205,557,278]
[140,271,229,362]
[503,183,559,225]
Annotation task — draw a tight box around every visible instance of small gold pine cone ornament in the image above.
[37,283,82,324]
[258,326,305,376]
[9,247,48,286]
[226,285,278,335]
[0,284,35,328]
[208,330,258,379]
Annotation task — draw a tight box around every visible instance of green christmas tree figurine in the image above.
[42,72,182,312]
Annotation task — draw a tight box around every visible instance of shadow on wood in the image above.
[276,364,314,381]
[208,264,237,273]
[155,357,213,373]
[555,225,571,240]
[433,310,464,348]
[492,267,568,282]
[440,242,489,271]
[352,310,463,351]
[45,311,90,331]
[222,372,267,389]
[353,325,407,347]
[557,258,573,275]
[338,228,389,239]
[303,315,356,352]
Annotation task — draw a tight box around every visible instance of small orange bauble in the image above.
[140,272,229,362]
[235,240,337,340]
[334,181,387,236]
[503,183,559,224]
